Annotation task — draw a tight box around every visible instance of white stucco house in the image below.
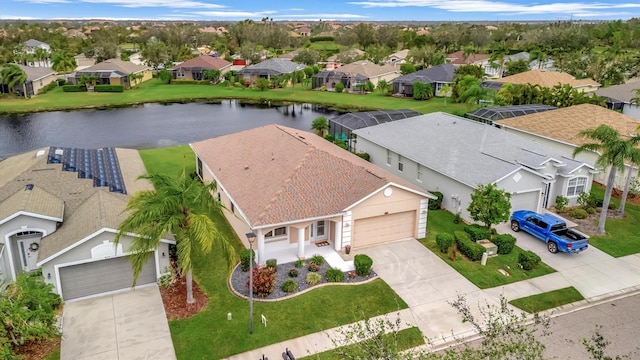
[0,147,174,300]
[353,112,595,222]
[191,125,435,265]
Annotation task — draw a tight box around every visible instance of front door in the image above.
[310,221,327,242]
[542,182,552,209]
[17,238,39,272]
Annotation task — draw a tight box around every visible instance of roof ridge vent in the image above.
[25,184,34,191]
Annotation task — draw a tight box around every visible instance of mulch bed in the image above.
[14,337,60,360]
[159,276,208,320]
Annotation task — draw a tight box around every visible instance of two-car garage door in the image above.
[511,191,540,212]
[59,255,157,300]
[352,211,416,248]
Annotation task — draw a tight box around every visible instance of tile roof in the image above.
[191,125,429,227]
[388,49,409,60]
[336,61,399,78]
[0,186,64,224]
[353,112,589,187]
[15,64,55,81]
[170,55,231,70]
[446,51,489,65]
[595,81,640,104]
[494,104,640,146]
[79,59,150,74]
[494,70,600,89]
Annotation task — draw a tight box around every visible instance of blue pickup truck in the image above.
[510,210,589,254]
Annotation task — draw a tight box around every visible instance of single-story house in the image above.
[325,49,365,70]
[385,49,409,66]
[191,125,435,265]
[484,70,601,93]
[72,59,152,88]
[0,64,56,97]
[312,61,401,91]
[74,53,96,71]
[446,51,489,68]
[595,80,640,120]
[353,112,595,223]
[0,147,174,300]
[237,58,305,83]
[494,104,640,190]
[391,63,455,97]
[465,104,557,125]
[170,55,232,80]
[329,109,421,150]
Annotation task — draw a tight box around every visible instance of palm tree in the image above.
[440,84,451,105]
[34,48,48,67]
[1,64,27,97]
[311,116,329,136]
[51,50,77,74]
[376,79,390,94]
[115,172,235,304]
[618,131,640,215]
[631,89,640,107]
[573,125,634,234]
[489,41,509,78]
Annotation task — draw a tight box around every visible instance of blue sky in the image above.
[2,0,639,21]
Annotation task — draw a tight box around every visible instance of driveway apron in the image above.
[60,284,176,360]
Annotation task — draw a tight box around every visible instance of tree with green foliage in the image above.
[311,116,329,136]
[353,23,376,50]
[0,64,27,96]
[400,63,416,75]
[467,183,511,231]
[412,81,433,100]
[254,77,270,91]
[203,69,221,83]
[51,49,77,74]
[128,72,144,89]
[618,140,640,216]
[440,84,451,105]
[292,49,321,66]
[115,172,235,304]
[455,75,494,105]
[503,59,530,77]
[157,69,172,84]
[376,79,390,94]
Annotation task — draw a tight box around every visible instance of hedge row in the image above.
[454,231,485,261]
[464,224,493,242]
[492,234,517,254]
[62,85,87,92]
[94,84,124,92]
[310,36,335,42]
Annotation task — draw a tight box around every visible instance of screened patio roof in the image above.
[466,104,557,124]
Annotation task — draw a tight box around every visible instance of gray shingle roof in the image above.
[23,39,49,48]
[392,64,455,85]
[238,59,305,76]
[353,112,589,187]
[595,81,640,104]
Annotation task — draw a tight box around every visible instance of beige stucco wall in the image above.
[33,73,57,95]
[110,77,122,85]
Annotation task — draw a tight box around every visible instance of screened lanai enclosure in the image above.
[329,109,421,151]
[312,71,368,91]
[466,104,557,124]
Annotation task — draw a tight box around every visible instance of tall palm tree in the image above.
[34,48,48,67]
[115,172,235,304]
[51,50,77,74]
[489,41,509,78]
[311,116,329,136]
[1,64,27,97]
[573,125,634,234]
[618,131,640,215]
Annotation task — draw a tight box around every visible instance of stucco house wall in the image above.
[624,104,640,120]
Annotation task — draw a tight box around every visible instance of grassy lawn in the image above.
[0,78,475,116]
[42,347,60,360]
[422,210,556,289]
[586,185,640,257]
[509,287,584,313]
[139,146,408,359]
[300,327,425,360]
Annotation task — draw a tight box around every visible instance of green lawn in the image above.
[139,146,407,359]
[509,287,584,313]
[0,78,475,116]
[422,210,556,289]
[300,327,425,360]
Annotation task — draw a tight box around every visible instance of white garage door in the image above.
[511,191,540,212]
[59,255,156,300]
[353,211,416,248]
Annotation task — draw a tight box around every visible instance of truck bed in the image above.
[551,228,588,242]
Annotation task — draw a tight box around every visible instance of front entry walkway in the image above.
[61,284,176,360]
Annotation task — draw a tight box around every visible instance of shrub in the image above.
[356,152,371,161]
[319,85,326,91]
[247,267,276,297]
[62,84,86,92]
[518,250,541,271]
[569,208,589,219]
[266,258,277,271]
[334,82,344,93]
[436,233,454,253]
[233,82,243,88]
[157,69,172,84]
[288,268,298,277]
[586,207,596,214]
[170,79,210,85]
[577,192,597,210]
[281,279,297,293]
[354,254,373,276]
[310,36,335,42]
[306,272,322,285]
[555,195,569,212]
[324,134,335,142]
[464,224,492,241]
[37,81,57,95]
[308,263,320,272]
[94,84,125,92]
[309,254,325,266]
[492,234,517,255]
[428,191,443,210]
[454,231,485,261]
[240,249,255,272]
[453,213,462,224]
[325,268,345,282]
[294,259,305,268]
[56,78,67,86]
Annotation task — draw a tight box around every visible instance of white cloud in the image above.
[79,0,226,9]
[286,8,305,11]
[189,10,278,18]
[0,14,39,19]
[15,0,69,3]
[273,13,368,19]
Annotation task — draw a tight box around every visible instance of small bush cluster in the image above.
[334,82,345,93]
[436,233,454,253]
[294,259,305,268]
[62,85,87,92]
[356,152,371,161]
[464,224,493,242]
[577,192,598,211]
[288,268,298,278]
[281,279,297,293]
[37,81,58,95]
[56,78,67,86]
[240,249,255,272]
[325,268,345,282]
[428,191,444,210]
[555,195,569,212]
[308,263,320,272]
[518,250,541,270]
[306,272,322,285]
[454,231,485,261]
[354,254,373,276]
[569,208,589,219]
[248,267,276,298]
[492,234,517,254]
[309,254,325,266]
[94,84,125,92]
[266,258,277,271]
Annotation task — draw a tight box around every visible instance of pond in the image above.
[0,100,336,159]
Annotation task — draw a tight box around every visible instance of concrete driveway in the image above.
[61,285,176,360]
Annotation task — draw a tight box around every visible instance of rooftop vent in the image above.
[36,150,45,157]
[54,149,64,156]
[25,184,34,191]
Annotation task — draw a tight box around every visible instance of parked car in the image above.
[510,210,589,254]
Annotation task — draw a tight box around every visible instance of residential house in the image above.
[0,64,56,97]
[391,63,455,97]
[237,58,305,83]
[485,70,601,93]
[191,125,435,265]
[465,104,557,125]
[21,39,52,67]
[72,59,152,88]
[446,51,489,68]
[312,61,401,91]
[595,80,640,120]
[484,51,531,79]
[385,49,409,66]
[170,55,232,80]
[329,109,421,150]
[279,49,302,61]
[298,26,311,37]
[495,104,640,190]
[0,147,174,300]
[324,49,365,70]
[74,54,96,71]
[353,112,595,222]
[128,52,144,66]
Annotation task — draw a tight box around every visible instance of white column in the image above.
[257,229,265,265]
[333,221,342,251]
[297,227,305,259]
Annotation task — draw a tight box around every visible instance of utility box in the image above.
[478,240,498,257]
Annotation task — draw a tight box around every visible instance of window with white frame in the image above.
[567,177,587,196]
[417,164,423,182]
[265,227,287,238]
[386,149,391,166]
[398,155,404,172]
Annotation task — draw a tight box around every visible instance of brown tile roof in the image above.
[338,61,399,78]
[494,104,640,146]
[0,186,64,223]
[192,125,429,227]
[495,70,601,89]
[81,59,150,74]
[170,55,231,71]
[446,51,489,65]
